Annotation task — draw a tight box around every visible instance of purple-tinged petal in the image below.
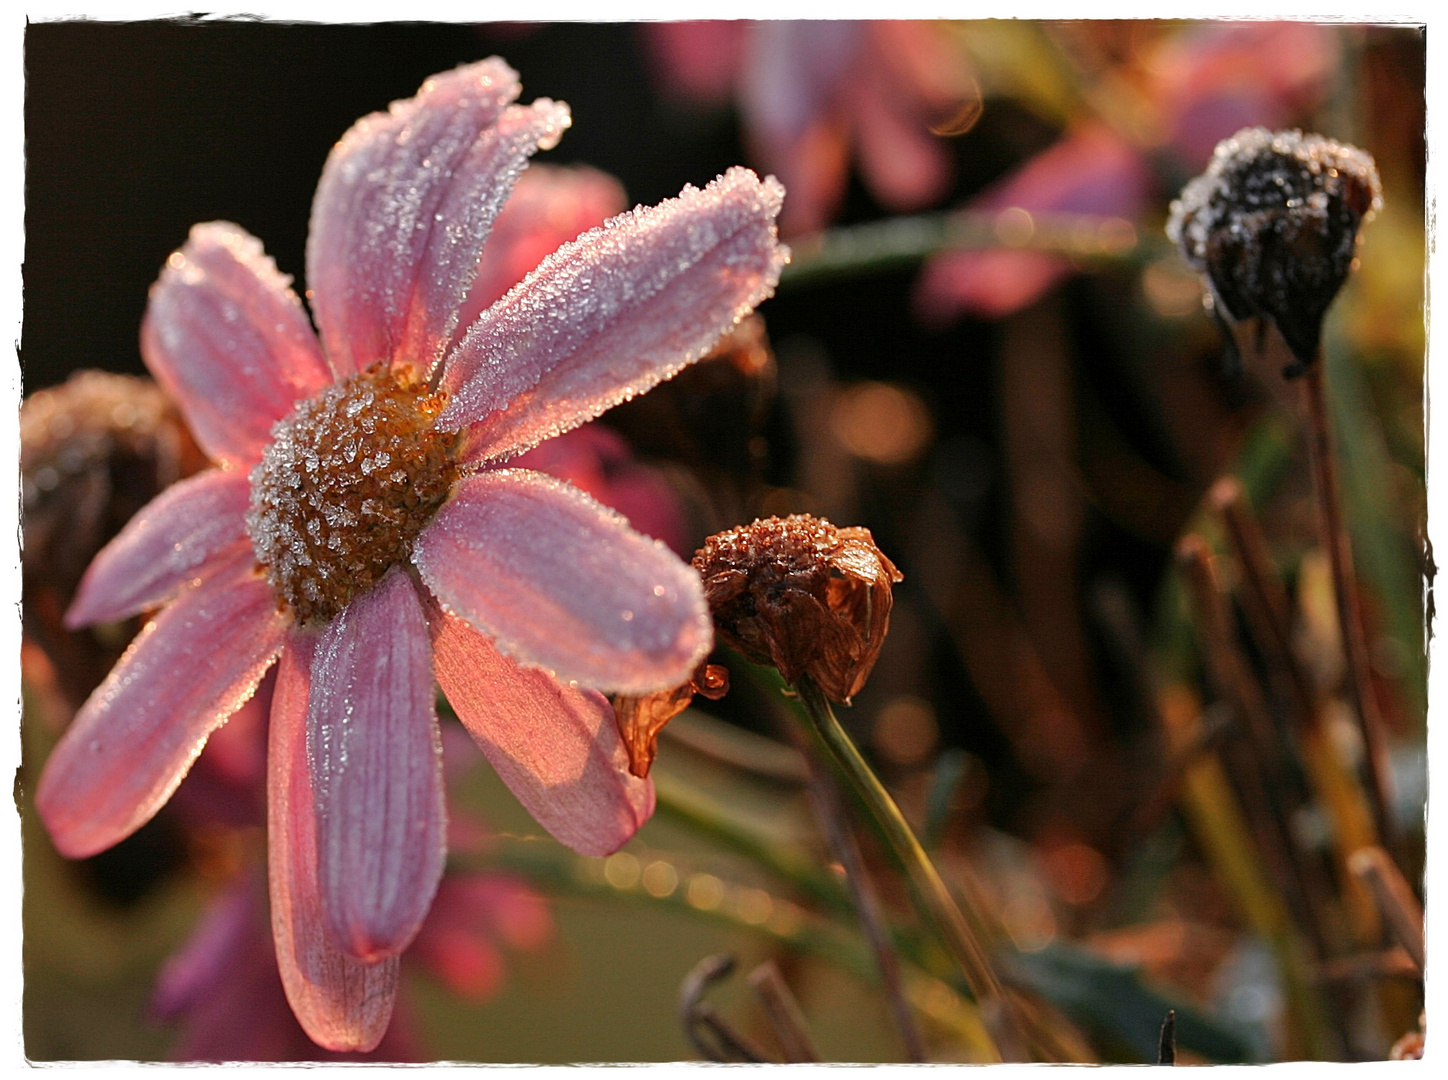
[35,553,287,858]
[65,468,252,628]
[307,569,446,962]
[307,58,570,378]
[268,629,399,1053]
[141,223,332,467]
[429,604,654,856]
[438,167,789,463]
[446,163,627,356]
[414,469,711,695]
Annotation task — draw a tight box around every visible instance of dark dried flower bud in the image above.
[1166,127,1381,377]
[612,661,729,779]
[692,515,902,704]
[21,371,206,712]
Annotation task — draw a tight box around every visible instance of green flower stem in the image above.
[779,208,1160,289]
[791,675,1027,1061]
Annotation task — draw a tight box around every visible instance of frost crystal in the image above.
[1166,127,1381,375]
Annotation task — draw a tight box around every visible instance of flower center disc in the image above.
[247,363,459,625]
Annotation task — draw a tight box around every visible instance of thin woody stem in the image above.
[792,675,1028,1062]
[1301,358,1397,850]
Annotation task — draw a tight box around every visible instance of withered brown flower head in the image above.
[21,371,207,711]
[1166,128,1381,377]
[692,514,902,703]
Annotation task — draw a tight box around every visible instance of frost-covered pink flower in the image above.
[644,20,973,234]
[36,57,787,1052]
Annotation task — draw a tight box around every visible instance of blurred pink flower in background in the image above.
[1147,21,1340,168]
[155,720,554,1061]
[643,20,974,234]
[914,122,1150,324]
[36,57,787,1052]
[915,21,1338,323]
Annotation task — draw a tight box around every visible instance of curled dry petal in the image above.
[429,605,653,857]
[306,569,447,962]
[269,628,399,1053]
[613,662,729,779]
[36,552,288,858]
[141,223,332,467]
[307,57,570,378]
[414,469,712,695]
[438,166,789,462]
[65,468,252,628]
[693,514,902,703]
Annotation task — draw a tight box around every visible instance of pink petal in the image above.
[306,57,570,379]
[446,163,627,355]
[438,167,789,462]
[850,77,952,212]
[430,605,654,856]
[639,21,747,105]
[268,628,399,1053]
[141,222,332,467]
[915,249,1070,324]
[65,468,252,628]
[35,553,287,858]
[414,469,711,694]
[307,569,446,961]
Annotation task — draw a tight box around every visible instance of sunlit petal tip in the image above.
[428,604,656,855]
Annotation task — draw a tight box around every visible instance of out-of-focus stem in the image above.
[793,676,1027,1062]
[748,961,821,1063]
[1176,539,1332,946]
[797,734,927,1062]
[1348,847,1424,972]
[1301,359,1397,850]
[1209,477,1383,942]
[780,208,1152,288]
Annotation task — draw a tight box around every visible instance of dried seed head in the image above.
[21,371,207,712]
[1166,127,1381,376]
[246,363,460,625]
[692,515,902,703]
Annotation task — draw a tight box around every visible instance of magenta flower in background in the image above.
[36,57,787,1052]
[914,21,1337,324]
[914,122,1150,324]
[644,20,974,235]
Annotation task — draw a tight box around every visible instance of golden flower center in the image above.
[246,363,460,625]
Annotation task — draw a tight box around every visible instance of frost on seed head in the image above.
[1166,127,1381,376]
[246,363,459,624]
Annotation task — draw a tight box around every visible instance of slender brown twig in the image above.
[748,961,822,1063]
[1301,359,1398,850]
